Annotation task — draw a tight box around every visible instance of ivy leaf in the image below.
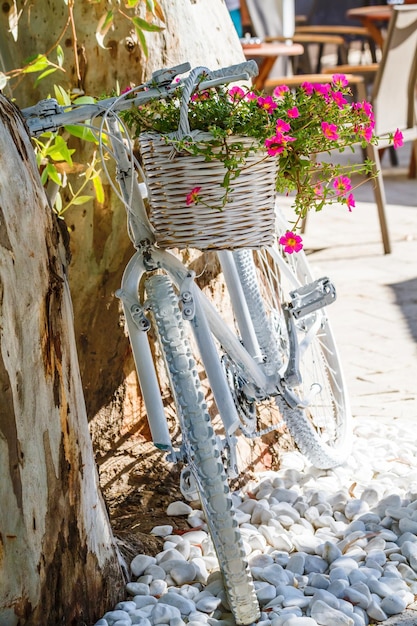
[96,11,113,49]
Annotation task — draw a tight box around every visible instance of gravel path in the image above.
[94,414,417,626]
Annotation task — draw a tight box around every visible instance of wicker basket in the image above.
[139,132,277,250]
[136,66,277,250]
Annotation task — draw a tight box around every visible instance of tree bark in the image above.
[0,97,124,626]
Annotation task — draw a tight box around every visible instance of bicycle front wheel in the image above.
[145,274,260,626]
[232,211,352,469]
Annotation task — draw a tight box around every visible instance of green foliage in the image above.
[1,0,165,216]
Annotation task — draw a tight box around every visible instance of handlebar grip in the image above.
[207,60,259,81]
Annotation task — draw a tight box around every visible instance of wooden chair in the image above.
[243,0,349,75]
[264,5,417,255]
[295,0,379,68]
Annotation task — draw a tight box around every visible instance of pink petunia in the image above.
[321,121,339,141]
[333,176,352,196]
[257,95,277,114]
[186,186,202,206]
[279,231,303,254]
[346,193,355,211]
[393,128,404,149]
[287,106,300,119]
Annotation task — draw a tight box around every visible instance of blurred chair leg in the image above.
[367,144,391,254]
[409,139,417,179]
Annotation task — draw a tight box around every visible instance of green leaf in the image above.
[54,191,63,215]
[72,95,96,105]
[71,195,92,205]
[65,124,99,144]
[23,54,50,74]
[92,173,105,204]
[134,26,149,58]
[44,163,62,186]
[46,135,75,165]
[54,84,71,106]
[34,67,57,87]
[130,16,163,32]
[56,45,64,68]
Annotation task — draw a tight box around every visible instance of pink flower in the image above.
[245,91,258,101]
[331,91,347,109]
[346,193,355,211]
[273,85,290,98]
[333,176,352,196]
[314,83,331,99]
[287,106,300,119]
[279,231,303,254]
[186,186,202,206]
[393,128,404,149]
[257,95,277,113]
[275,119,291,133]
[301,81,314,95]
[354,101,375,126]
[321,122,339,141]
[314,182,324,197]
[121,85,133,94]
[332,74,349,88]
[355,124,374,143]
[264,133,296,156]
[228,86,245,101]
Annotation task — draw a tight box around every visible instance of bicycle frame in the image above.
[22,59,336,475]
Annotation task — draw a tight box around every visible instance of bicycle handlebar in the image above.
[22,60,259,137]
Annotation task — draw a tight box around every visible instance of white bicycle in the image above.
[23,60,352,625]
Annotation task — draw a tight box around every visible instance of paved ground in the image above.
[279,143,417,422]
[278,142,417,625]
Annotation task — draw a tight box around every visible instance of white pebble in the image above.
[166,502,193,516]
[131,555,157,578]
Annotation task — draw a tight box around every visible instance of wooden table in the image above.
[346,5,393,49]
[242,41,304,90]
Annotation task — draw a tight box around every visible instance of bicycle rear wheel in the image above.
[231,209,352,469]
[145,274,260,626]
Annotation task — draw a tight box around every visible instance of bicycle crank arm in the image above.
[288,277,336,319]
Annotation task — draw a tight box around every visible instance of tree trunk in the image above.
[0,97,124,626]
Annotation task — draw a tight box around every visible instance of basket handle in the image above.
[176,66,210,141]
